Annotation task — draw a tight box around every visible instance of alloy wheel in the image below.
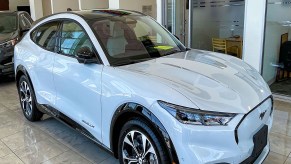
[122,130,158,164]
[19,81,33,117]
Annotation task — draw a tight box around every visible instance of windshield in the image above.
[88,15,186,66]
[0,14,17,34]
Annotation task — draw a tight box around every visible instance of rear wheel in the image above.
[118,119,170,164]
[18,75,43,121]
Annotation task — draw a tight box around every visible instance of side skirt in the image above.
[37,104,114,155]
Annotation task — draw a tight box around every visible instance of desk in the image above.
[225,38,243,58]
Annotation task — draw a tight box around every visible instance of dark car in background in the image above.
[0,11,33,77]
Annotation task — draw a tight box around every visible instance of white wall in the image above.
[42,0,52,16]
[51,0,79,13]
[9,0,29,11]
[79,0,108,10]
[119,0,157,19]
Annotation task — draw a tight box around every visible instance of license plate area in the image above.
[252,125,268,158]
[241,125,268,164]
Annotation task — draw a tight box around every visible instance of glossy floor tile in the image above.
[0,77,290,164]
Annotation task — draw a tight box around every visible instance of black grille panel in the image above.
[241,125,268,164]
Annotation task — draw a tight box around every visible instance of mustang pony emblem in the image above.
[259,110,267,120]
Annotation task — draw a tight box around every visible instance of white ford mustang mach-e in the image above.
[14,10,273,164]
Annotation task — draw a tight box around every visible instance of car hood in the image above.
[0,31,17,43]
[119,49,271,114]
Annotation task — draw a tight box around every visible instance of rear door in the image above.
[53,20,103,141]
[29,21,60,106]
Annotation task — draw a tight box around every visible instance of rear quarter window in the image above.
[30,21,59,52]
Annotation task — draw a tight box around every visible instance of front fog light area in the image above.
[158,101,236,126]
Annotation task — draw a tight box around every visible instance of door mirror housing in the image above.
[75,47,98,64]
[20,28,30,35]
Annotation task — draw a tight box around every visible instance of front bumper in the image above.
[151,97,273,164]
[0,46,14,75]
[0,63,14,75]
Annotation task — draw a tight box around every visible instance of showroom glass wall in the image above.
[165,0,245,59]
[262,0,291,96]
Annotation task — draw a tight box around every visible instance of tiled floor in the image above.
[0,77,291,164]
[0,77,118,164]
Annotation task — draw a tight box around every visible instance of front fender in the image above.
[110,102,179,163]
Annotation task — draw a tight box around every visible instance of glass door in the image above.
[165,0,187,44]
[262,0,291,96]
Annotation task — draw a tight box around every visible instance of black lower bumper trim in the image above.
[241,125,268,164]
[0,64,14,75]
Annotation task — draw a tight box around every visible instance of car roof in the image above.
[74,9,145,20]
[0,11,28,15]
[32,9,145,26]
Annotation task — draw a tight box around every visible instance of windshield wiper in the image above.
[111,57,158,66]
[111,59,137,66]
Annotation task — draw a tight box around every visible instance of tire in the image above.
[18,75,43,121]
[118,119,170,164]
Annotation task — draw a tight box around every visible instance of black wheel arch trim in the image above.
[16,65,33,88]
[110,102,180,164]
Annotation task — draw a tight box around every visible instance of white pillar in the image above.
[109,0,119,9]
[29,0,43,20]
[243,0,267,72]
[156,0,163,24]
[78,0,82,10]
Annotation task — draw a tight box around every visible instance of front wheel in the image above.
[118,119,170,164]
[18,75,43,121]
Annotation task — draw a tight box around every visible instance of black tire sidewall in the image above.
[118,119,169,164]
[18,75,40,121]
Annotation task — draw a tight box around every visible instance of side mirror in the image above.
[75,47,98,64]
[20,28,30,36]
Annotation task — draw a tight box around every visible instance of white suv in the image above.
[14,10,273,164]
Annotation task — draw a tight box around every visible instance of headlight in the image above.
[158,101,236,126]
[6,37,19,46]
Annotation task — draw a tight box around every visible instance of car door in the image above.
[53,20,103,141]
[29,21,60,106]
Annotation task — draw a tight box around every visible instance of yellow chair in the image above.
[212,38,227,54]
[212,38,241,58]
[281,33,288,45]
[228,45,240,58]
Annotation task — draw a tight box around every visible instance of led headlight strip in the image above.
[158,100,236,126]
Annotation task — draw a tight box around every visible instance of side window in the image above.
[31,21,59,51]
[59,21,95,56]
